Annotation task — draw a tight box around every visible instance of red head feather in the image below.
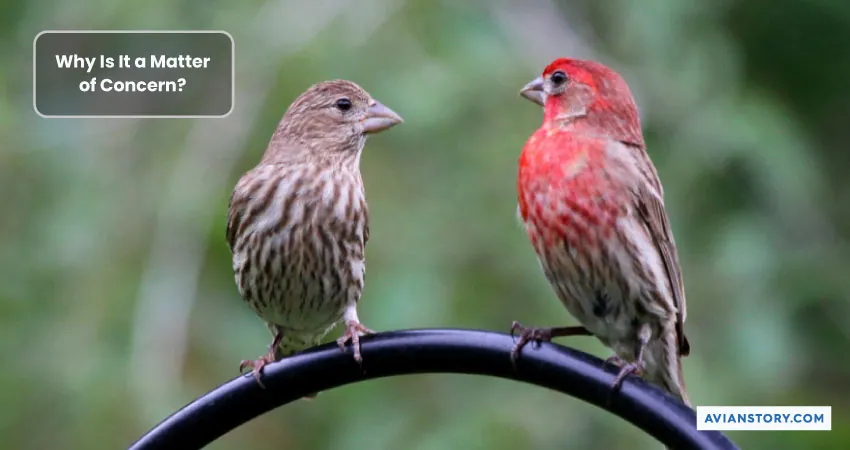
[539,58,644,148]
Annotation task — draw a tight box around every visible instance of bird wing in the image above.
[226,172,255,252]
[225,164,278,252]
[628,145,690,357]
[359,180,370,245]
[225,189,242,252]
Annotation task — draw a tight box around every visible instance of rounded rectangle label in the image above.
[33,30,235,118]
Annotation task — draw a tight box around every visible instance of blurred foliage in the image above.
[1,0,849,449]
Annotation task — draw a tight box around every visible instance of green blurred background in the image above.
[2,0,849,448]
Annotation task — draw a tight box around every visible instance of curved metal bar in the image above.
[128,329,738,450]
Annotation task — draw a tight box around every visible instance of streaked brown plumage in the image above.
[512,58,691,414]
[226,80,403,388]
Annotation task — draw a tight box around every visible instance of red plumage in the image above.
[513,58,691,409]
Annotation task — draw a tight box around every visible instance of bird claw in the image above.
[509,321,554,366]
[239,330,284,389]
[606,360,645,406]
[612,360,645,388]
[337,320,375,364]
[239,353,276,389]
[239,356,319,399]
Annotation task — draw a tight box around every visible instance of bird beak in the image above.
[362,101,403,134]
[520,76,546,107]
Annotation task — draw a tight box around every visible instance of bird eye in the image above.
[335,98,352,111]
[550,70,568,86]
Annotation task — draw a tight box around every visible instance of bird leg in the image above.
[608,324,651,405]
[239,329,283,389]
[510,321,592,365]
[337,308,375,365]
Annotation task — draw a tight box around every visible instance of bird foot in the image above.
[607,360,645,406]
[239,351,277,389]
[509,321,591,367]
[337,320,375,364]
[612,360,645,389]
[510,321,555,365]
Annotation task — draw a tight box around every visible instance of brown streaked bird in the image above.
[510,58,691,417]
[226,80,403,389]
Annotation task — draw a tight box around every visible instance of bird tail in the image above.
[660,364,689,450]
[645,337,691,407]
[268,325,323,399]
[665,355,690,407]
[263,322,319,358]
[273,331,319,359]
[650,350,690,450]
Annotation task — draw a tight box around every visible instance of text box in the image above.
[33,30,234,118]
[696,406,832,431]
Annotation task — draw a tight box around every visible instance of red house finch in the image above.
[511,58,691,407]
[226,80,403,388]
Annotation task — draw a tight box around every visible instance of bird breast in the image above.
[232,163,368,333]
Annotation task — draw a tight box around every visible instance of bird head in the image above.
[266,80,403,162]
[520,58,643,146]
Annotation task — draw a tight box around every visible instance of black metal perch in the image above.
[129,328,739,450]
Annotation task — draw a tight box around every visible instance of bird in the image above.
[226,79,403,389]
[510,58,691,409]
